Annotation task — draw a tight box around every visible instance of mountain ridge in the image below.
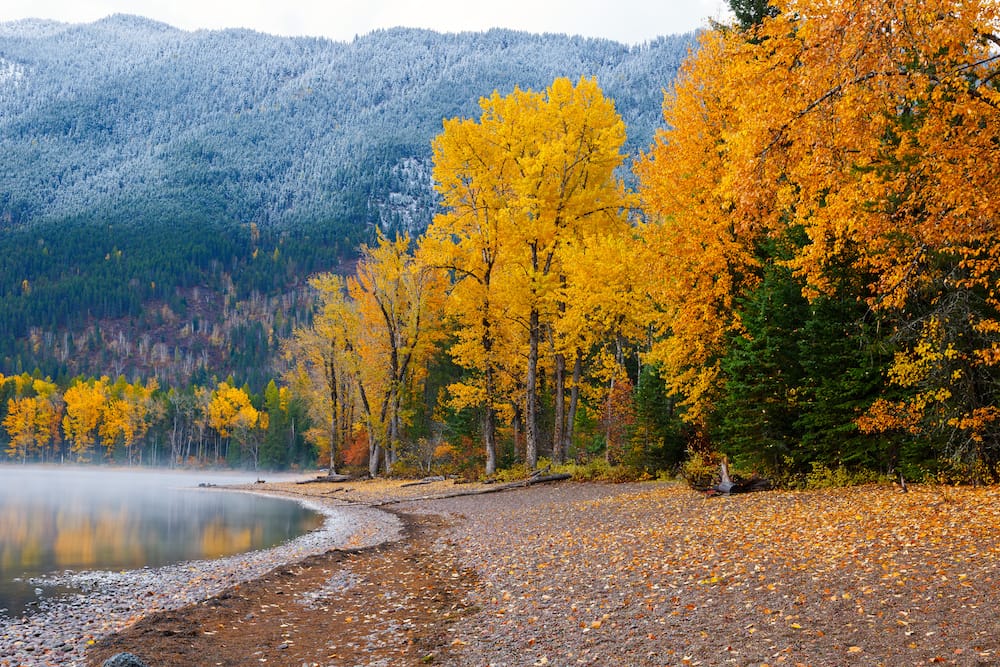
[0,15,695,384]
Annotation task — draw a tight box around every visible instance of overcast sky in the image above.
[3,1,726,44]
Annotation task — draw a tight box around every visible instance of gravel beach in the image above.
[0,491,401,667]
[6,478,1000,666]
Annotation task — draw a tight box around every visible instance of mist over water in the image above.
[0,466,323,618]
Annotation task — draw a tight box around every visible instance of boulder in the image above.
[102,653,150,667]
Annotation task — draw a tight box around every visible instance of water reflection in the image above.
[0,466,323,618]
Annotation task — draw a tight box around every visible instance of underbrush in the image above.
[489,458,653,483]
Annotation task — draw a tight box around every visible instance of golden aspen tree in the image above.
[285,273,358,475]
[348,233,445,476]
[426,76,631,471]
[62,377,109,461]
[208,382,262,468]
[100,377,158,463]
[422,99,515,475]
[287,234,443,476]
[557,230,648,461]
[2,377,60,462]
[4,397,48,462]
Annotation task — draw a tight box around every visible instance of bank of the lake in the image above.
[0,481,401,667]
[86,479,1000,667]
[0,467,328,620]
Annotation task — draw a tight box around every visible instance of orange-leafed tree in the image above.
[638,0,1000,475]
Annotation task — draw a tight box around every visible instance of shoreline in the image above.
[0,483,404,667]
[12,478,995,666]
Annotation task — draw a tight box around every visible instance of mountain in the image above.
[0,15,695,386]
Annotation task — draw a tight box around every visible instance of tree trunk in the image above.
[327,355,339,475]
[483,404,497,476]
[482,304,498,477]
[565,350,582,462]
[368,435,381,478]
[525,307,540,470]
[552,351,566,465]
[605,376,615,464]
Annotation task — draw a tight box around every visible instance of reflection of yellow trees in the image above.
[200,519,257,560]
[0,497,281,570]
[51,509,148,568]
[0,504,38,571]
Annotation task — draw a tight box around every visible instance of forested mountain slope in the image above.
[0,15,694,384]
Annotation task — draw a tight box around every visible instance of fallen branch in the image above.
[297,473,353,484]
[400,475,446,488]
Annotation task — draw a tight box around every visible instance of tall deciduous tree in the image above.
[285,273,358,474]
[348,233,445,476]
[208,381,262,467]
[62,377,108,461]
[100,377,158,464]
[289,234,443,476]
[3,378,61,462]
[425,76,631,471]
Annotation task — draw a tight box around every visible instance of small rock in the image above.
[102,653,150,667]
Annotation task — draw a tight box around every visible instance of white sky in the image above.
[2,1,726,44]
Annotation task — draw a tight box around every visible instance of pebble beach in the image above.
[0,490,402,667]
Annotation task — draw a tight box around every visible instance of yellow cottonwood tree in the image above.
[285,273,358,474]
[99,377,158,464]
[348,233,445,476]
[62,377,109,461]
[3,378,61,462]
[288,234,443,476]
[425,76,631,471]
[208,381,262,467]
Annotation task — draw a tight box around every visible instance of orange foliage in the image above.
[638,0,1000,451]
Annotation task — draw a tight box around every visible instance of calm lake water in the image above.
[0,466,324,618]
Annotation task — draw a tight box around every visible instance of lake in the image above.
[0,466,324,618]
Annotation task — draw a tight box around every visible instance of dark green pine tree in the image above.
[714,233,906,482]
[260,379,289,470]
[729,0,779,29]
[713,257,809,476]
[793,293,892,473]
[633,363,689,471]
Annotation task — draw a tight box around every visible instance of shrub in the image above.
[554,458,648,482]
[679,450,721,491]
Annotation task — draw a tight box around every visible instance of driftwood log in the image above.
[707,458,771,496]
[297,473,353,484]
[400,475,446,488]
